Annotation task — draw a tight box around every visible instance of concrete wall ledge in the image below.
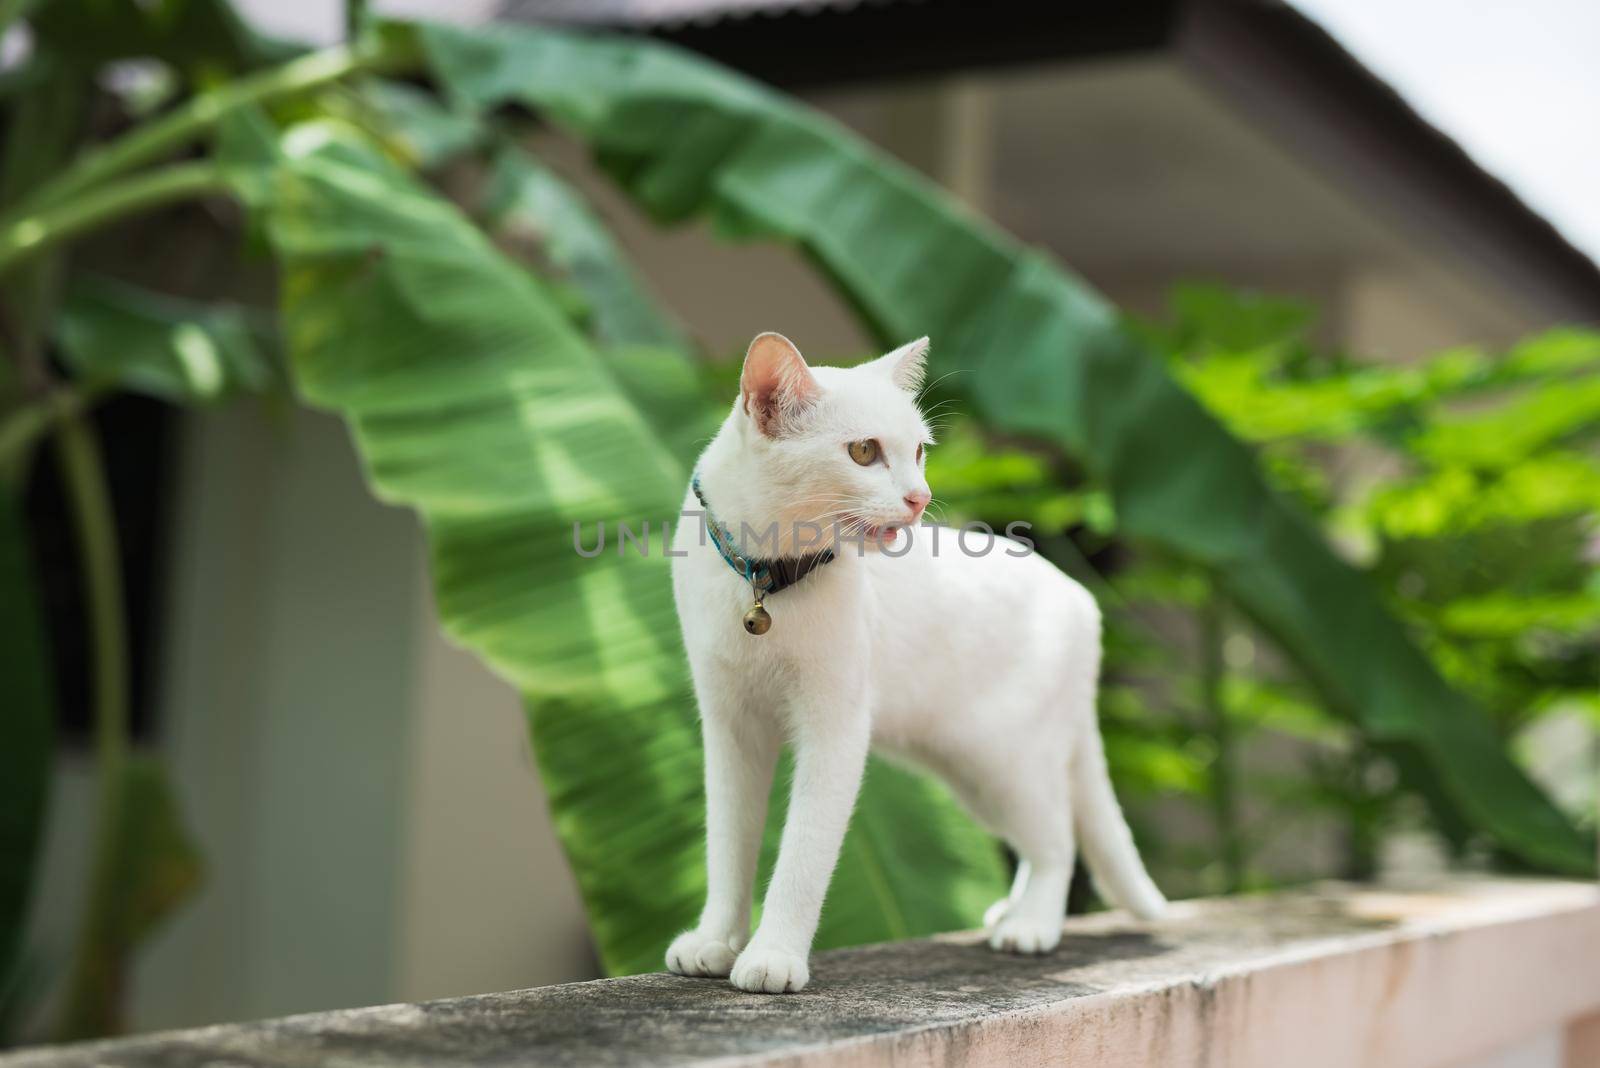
[5,877,1598,1068]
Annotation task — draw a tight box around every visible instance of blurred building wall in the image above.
[105,405,594,1030]
[396,576,594,1002]
[133,405,417,1025]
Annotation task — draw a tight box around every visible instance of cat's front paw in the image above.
[729,942,809,993]
[987,914,1062,955]
[665,929,745,977]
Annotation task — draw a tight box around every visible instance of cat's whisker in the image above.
[795,513,854,533]
[791,504,863,524]
[916,367,969,403]
[790,496,862,507]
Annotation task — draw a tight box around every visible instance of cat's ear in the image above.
[869,336,929,393]
[741,332,819,436]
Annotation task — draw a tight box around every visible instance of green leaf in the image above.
[1221,675,1345,744]
[483,146,690,353]
[1502,328,1600,378]
[1411,376,1600,469]
[1157,310,1600,454]
[256,121,1002,974]
[481,146,717,463]
[1163,282,1315,356]
[922,421,1093,533]
[53,275,274,403]
[55,757,202,1040]
[1365,455,1600,539]
[0,489,52,1009]
[1174,352,1438,443]
[593,344,722,469]
[1433,591,1600,639]
[413,19,1592,874]
[356,79,483,171]
[213,103,285,199]
[1102,731,1209,797]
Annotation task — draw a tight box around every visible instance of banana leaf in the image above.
[53,276,273,403]
[55,757,203,1040]
[483,146,691,355]
[254,121,1003,974]
[359,79,484,172]
[412,20,1591,873]
[481,145,717,463]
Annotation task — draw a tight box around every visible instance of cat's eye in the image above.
[848,439,879,466]
[915,442,924,463]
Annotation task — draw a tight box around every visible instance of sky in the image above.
[1289,0,1600,269]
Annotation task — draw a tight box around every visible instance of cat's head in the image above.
[710,332,933,555]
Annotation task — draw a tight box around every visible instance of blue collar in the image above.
[691,475,835,596]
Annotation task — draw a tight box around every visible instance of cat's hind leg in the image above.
[983,861,1030,928]
[988,842,1073,954]
[982,758,1075,955]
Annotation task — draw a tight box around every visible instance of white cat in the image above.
[666,332,1165,994]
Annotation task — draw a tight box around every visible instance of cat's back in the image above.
[865,524,1100,751]
[865,522,1098,655]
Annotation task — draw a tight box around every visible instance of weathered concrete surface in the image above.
[5,878,1597,1068]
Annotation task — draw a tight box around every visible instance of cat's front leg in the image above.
[731,698,870,994]
[666,699,779,978]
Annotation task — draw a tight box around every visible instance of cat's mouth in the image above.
[842,516,905,548]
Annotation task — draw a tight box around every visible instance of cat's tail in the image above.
[1072,727,1167,921]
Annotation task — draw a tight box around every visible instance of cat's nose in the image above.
[903,489,931,519]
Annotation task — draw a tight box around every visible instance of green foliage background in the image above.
[937,285,1600,891]
[0,2,1593,1045]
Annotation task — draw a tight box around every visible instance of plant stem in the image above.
[1199,593,1246,892]
[52,413,130,1039]
[0,33,410,276]
[0,162,232,277]
[0,388,98,475]
[12,44,373,220]
[55,413,127,772]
